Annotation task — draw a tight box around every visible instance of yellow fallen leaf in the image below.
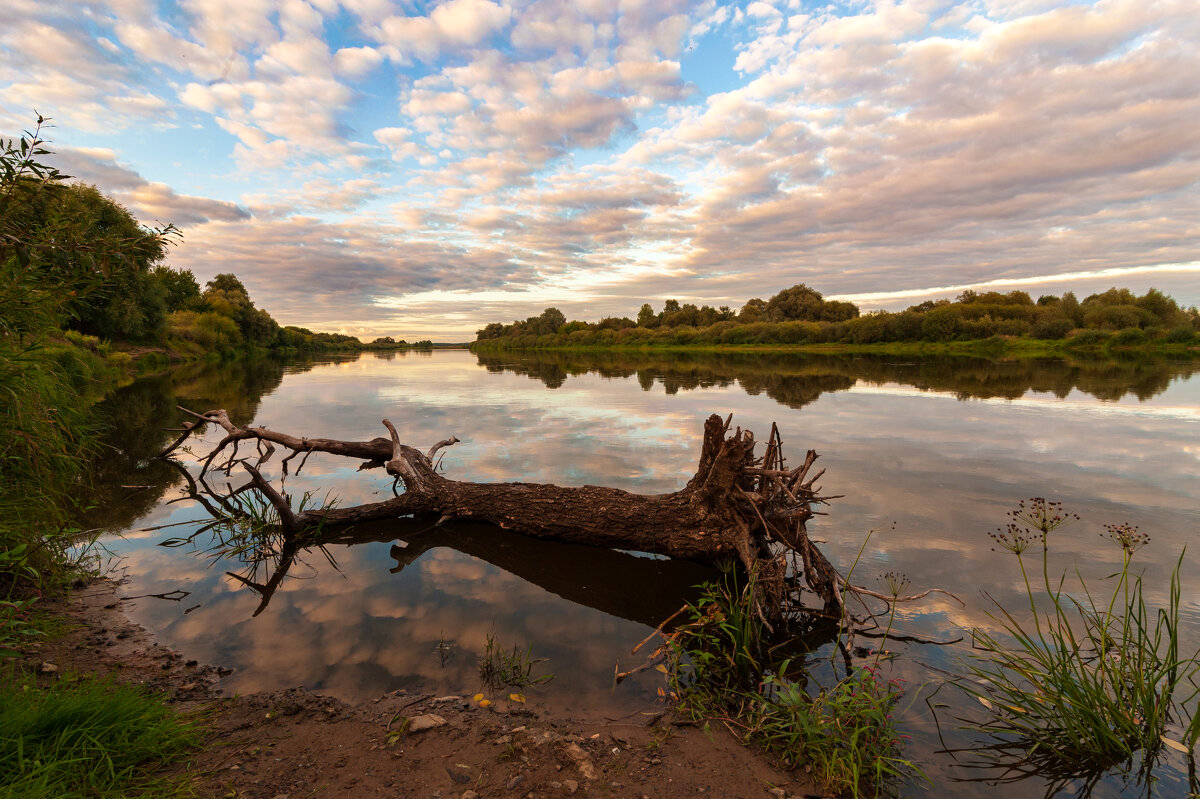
[508,693,526,703]
[473,693,485,702]
[654,664,669,674]
[1160,735,1190,753]
[478,699,491,707]
[976,696,994,710]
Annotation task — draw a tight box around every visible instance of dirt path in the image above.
[23,578,824,799]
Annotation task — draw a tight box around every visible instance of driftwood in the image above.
[158,409,902,624]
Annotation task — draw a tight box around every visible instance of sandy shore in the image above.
[20,578,823,799]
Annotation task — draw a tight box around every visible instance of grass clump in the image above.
[961,499,1200,792]
[477,630,554,700]
[0,671,204,799]
[667,565,919,798]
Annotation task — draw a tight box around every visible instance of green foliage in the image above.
[0,671,204,799]
[765,284,859,323]
[0,338,110,595]
[667,565,919,797]
[919,305,962,341]
[1,116,178,598]
[1111,326,1148,346]
[167,310,242,350]
[754,667,913,796]
[472,281,1196,354]
[153,266,202,312]
[1032,317,1074,340]
[959,500,1200,792]
[0,595,43,659]
[477,631,554,695]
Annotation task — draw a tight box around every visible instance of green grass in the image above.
[477,630,554,698]
[0,671,205,799]
[666,565,920,798]
[959,500,1200,792]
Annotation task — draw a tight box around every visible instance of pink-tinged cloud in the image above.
[1,0,1197,337]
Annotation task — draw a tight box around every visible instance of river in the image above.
[89,349,1200,797]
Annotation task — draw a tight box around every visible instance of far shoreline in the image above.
[468,338,1200,359]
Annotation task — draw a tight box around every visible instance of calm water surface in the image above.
[93,350,1200,796]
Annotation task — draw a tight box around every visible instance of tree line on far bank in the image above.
[473,282,1200,351]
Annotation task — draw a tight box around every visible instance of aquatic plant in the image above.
[959,499,1200,793]
[477,630,554,699]
[666,563,920,798]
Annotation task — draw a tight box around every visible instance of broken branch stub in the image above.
[160,410,846,620]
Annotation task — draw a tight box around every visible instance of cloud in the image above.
[3,0,1198,337]
[369,0,512,63]
[46,146,250,226]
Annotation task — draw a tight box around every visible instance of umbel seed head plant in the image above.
[960,499,1199,795]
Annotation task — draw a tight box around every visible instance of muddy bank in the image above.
[21,578,823,799]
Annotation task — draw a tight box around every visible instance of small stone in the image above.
[408,713,447,732]
[462,792,479,799]
[433,695,461,703]
[563,779,578,794]
[768,788,786,798]
[507,775,525,790]
[447,763,479,784]
[493,735,512,745]
[562,743,588,761]
[38,662,58,674]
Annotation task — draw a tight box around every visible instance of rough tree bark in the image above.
[161,409,849,620]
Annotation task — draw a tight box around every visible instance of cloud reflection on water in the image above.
[98,349,1200,785]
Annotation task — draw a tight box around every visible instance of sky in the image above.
[2,0,1198,341]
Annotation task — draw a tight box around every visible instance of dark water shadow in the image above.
[212,515,721,628]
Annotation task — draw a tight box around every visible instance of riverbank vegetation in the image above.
[473,283,1200,355]
[666,565,918,798]
[955,500,1200,794]
[2,119,207,797]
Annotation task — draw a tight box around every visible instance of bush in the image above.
[1110,326,1147,346]
[1164,324,1196,344]
[167,310,243,350]
[1031,317,1073,340]
[921,307,963,341]
[1066,328,1111,348]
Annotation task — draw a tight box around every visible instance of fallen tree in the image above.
[159,409,941,626]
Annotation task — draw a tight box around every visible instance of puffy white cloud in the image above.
[2,0,1198,336]
[333,45,384,77]
[369,0,512,62]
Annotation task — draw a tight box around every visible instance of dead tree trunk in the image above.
[161,409,847,620]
